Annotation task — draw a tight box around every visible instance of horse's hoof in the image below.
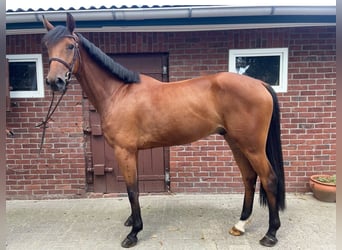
[259,235,278,247]
[121,236,138,248]
[124,216,133,227]
[229,226,244,236]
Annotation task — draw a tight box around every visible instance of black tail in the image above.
[260,84,286,211]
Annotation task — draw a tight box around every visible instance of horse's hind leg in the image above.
[227,136,281,246]
[226,137,257,236]
[247,152,281,247]
[114,146,143,248]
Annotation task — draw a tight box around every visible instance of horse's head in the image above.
[42,13,79,93]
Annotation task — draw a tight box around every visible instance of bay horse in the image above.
[42,13,285,248]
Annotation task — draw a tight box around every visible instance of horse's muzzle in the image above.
[45,76,67,93]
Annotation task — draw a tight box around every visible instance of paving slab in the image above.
[6,193,336,250]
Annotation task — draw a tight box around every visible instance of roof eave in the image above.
[6,5,336,34]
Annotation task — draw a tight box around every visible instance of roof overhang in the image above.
[6,5,336,35]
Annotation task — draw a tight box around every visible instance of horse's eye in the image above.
[68,44,75,50]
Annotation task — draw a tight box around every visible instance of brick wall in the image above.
[6,35,86,199]
[6,26,336,198]
[166,27,336,193]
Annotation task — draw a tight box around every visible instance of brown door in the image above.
[86,53,169,193]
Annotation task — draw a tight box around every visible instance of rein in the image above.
[36,34,80,154]
[36,90,67,154]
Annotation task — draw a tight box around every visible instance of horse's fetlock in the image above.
[133,220,143,232]
[273,219,281,230]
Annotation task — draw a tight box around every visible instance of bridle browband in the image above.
[37,34,81,154]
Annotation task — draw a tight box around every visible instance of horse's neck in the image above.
[75,50,121,113]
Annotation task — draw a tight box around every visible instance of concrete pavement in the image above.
[6,193,336,250]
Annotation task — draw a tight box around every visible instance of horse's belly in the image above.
[138,120,218,149]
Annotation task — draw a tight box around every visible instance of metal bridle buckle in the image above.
[65,71,72,82]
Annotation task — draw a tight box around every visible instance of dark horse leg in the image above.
[254,85,285,247]
[249,153,281,247]
[228,138,281,246]
[258,167,281,247]
[226,138,257,236]
[114,147,143,248]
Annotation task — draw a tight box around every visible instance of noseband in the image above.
[48,34,80,84]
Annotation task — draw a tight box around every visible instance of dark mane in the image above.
[43,26,140,84]
[77,33,140,83]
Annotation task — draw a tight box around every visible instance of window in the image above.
[6,54,44,98]
[229,48,288,93]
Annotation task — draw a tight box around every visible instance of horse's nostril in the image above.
[56,77,64,85]
[45,76,65,92]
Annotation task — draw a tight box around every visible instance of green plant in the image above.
[314,175,336,185]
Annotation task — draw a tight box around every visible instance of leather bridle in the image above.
[48,34,80,85]
[37,34,81,154]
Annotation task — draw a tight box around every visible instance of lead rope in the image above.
[36,89,67,154]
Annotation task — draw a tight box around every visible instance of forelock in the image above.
[42,25,72,47]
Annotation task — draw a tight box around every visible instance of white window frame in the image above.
[6,54,45,98]
[229,48,288,93]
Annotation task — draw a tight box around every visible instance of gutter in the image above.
[6,5,336,34]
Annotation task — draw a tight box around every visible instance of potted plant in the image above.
[309,174,336,202]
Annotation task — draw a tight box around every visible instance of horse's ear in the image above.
[66,13,75,33]
[42,15,54,31]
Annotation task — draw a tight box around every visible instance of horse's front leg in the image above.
[114,147,143,248]
[122,184,142,248]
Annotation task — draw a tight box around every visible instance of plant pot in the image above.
[309,175,336,202]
